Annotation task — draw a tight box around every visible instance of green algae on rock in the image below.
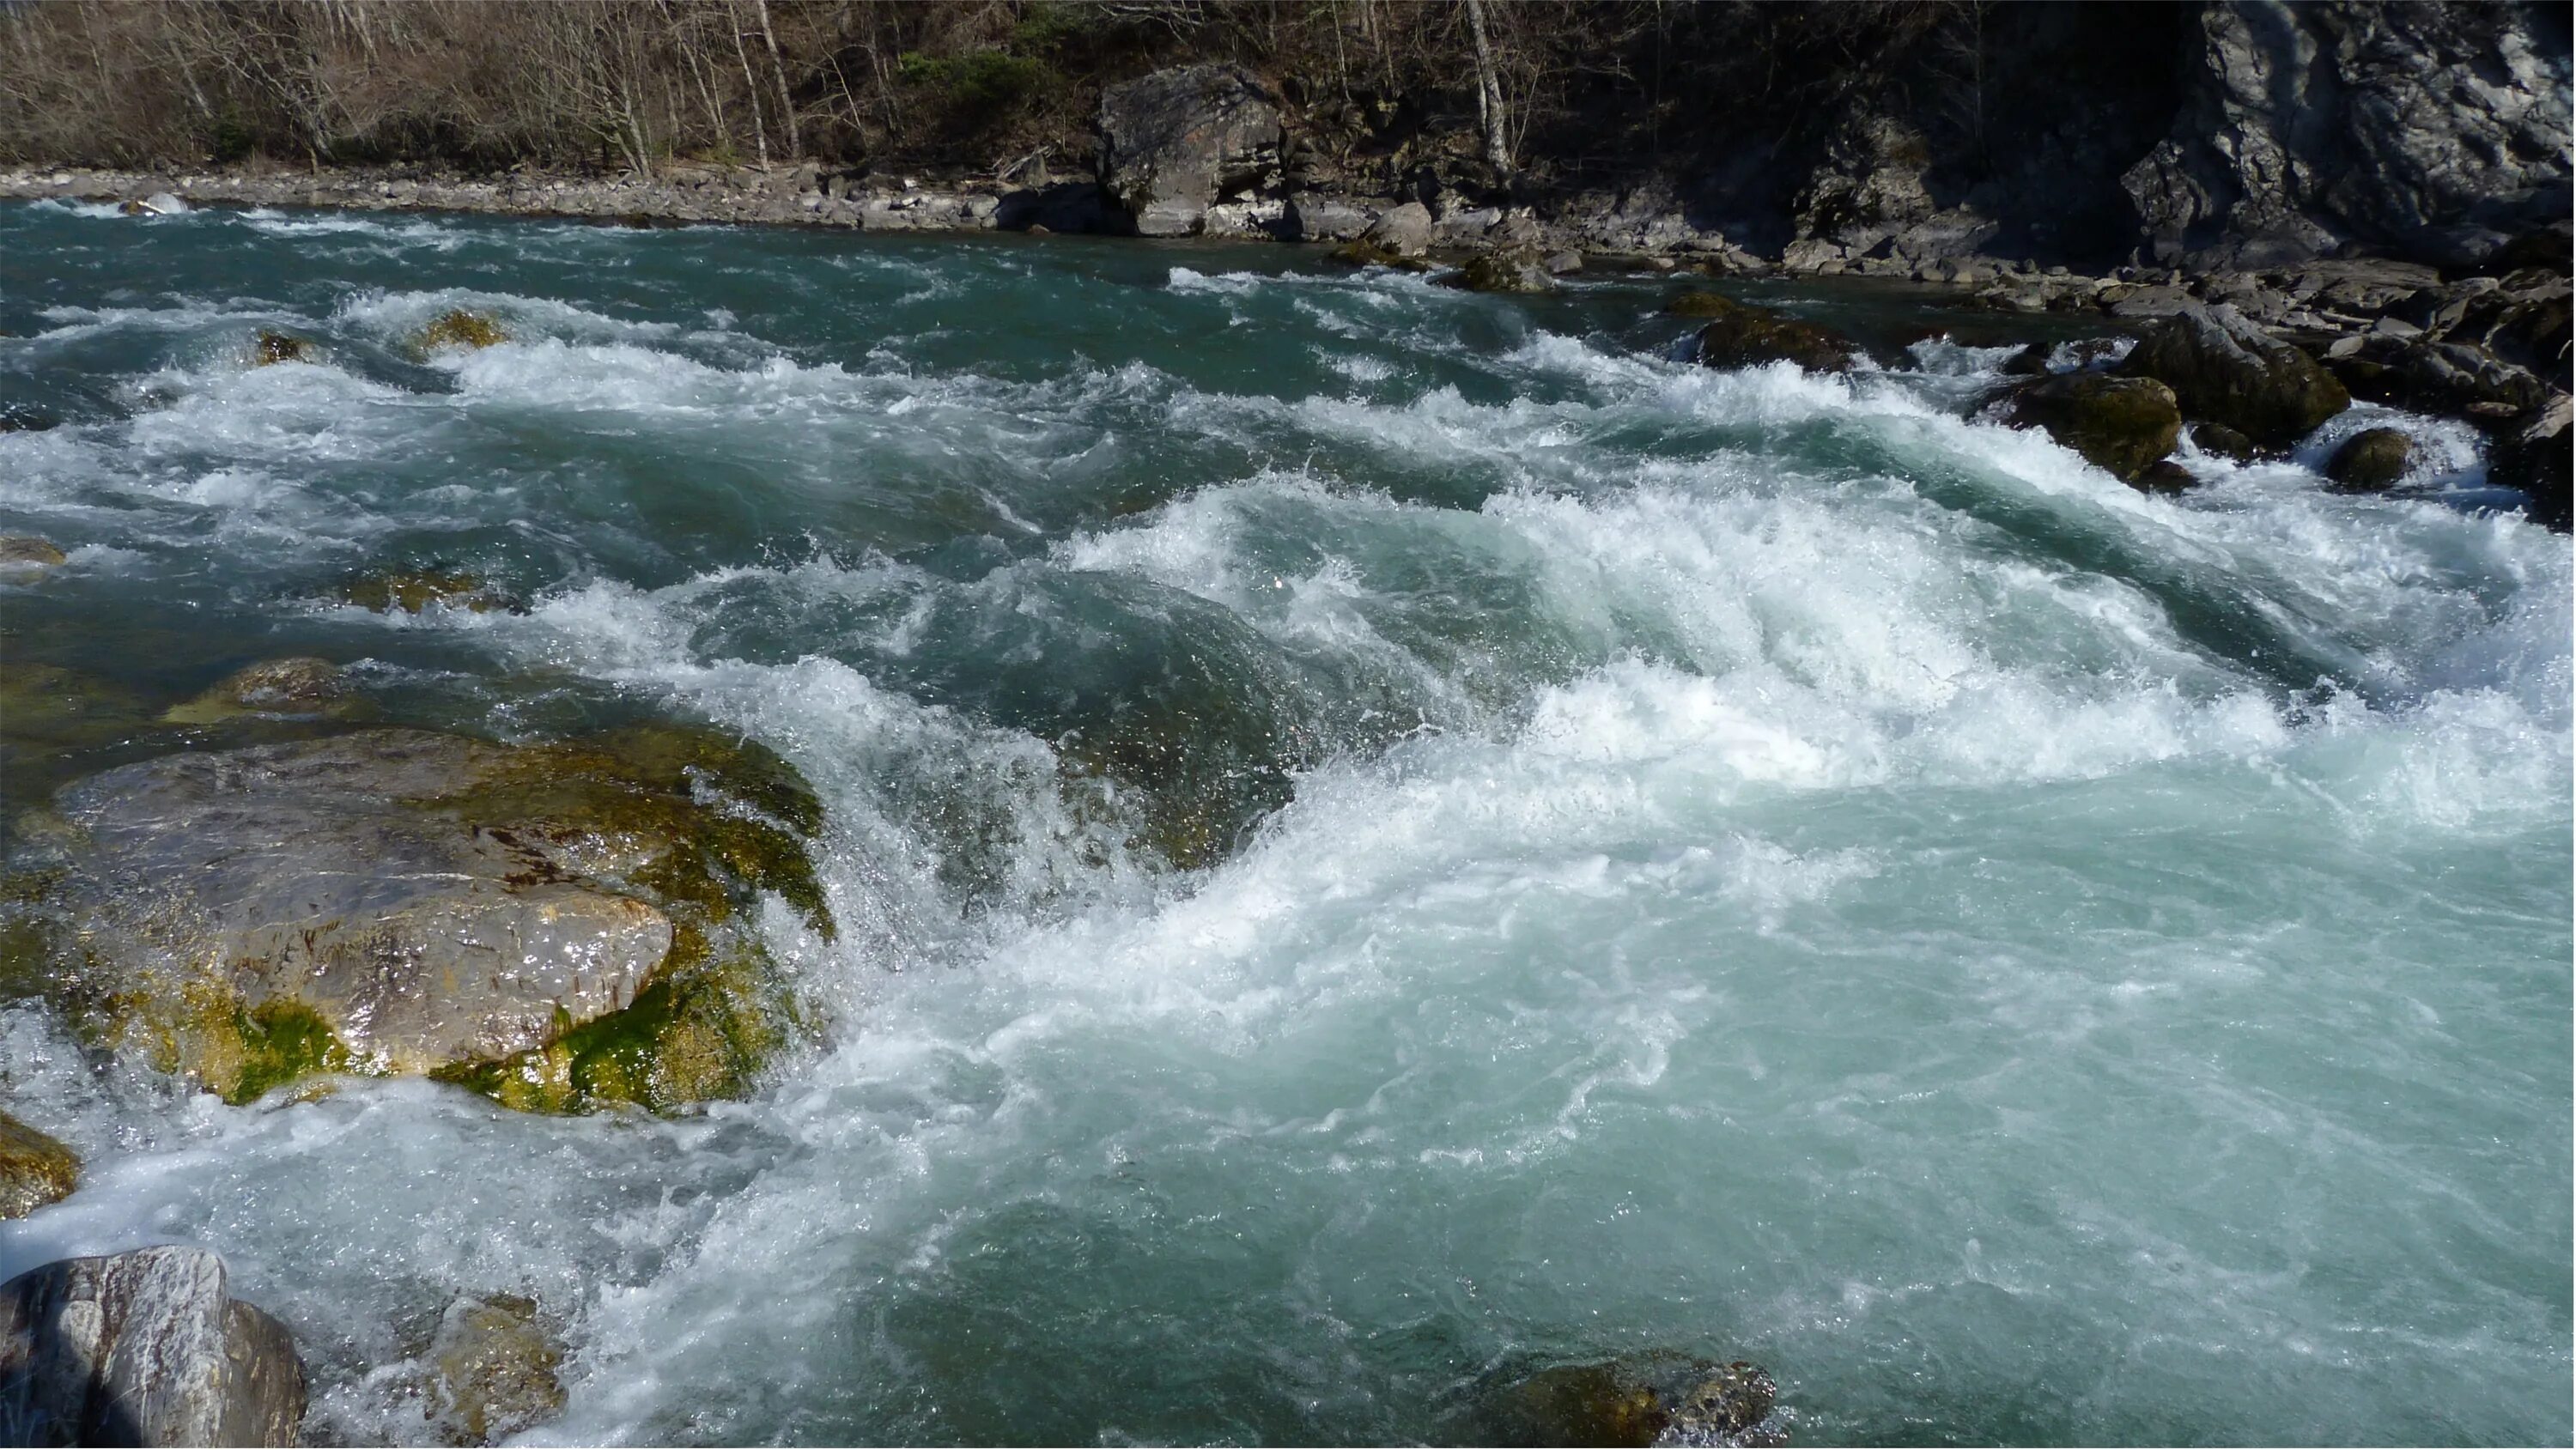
[420,1293,568,1446]
[0,1109,78,1219]
[35,725,834,1110]
[2006,373,2184,483]
[1473,1356,1783,1447]
[159,657,361,725]
[337,567,515,614]
[419,308,508,351]
[0,535,68,570]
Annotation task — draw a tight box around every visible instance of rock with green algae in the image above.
[1691,296,1861,373]
[418,309,508,351]
[1326,240,1435,272]
[337,567,517,614]
[1446,246,1557,294]
[0,536,68,570]
[252,330,312,366]
[32,725,833,1111]
[159,657,363,725]
[0,1109,78,1219]
[418,1293,567,1445]
[2005,373,2184,483]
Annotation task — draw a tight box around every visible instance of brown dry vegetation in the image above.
[0,1,2019,183]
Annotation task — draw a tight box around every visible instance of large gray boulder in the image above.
[2117,300,2349,446]
[2123,2,2573,268]
[35,727,830,1111]
[0,1247,306,1447]
[1097,64,1283,237]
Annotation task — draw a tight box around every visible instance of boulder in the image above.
[2324,427,2414,489]
[1325,240,1433,273]
[2489,391,2571,531]
[2008,373,2184,482]
[1364,201,1434,258]
[0,1112,78,1219]
[1474,1356,1781,1448]
[2116,301,2348,447]
[336,568,513,615]
[2190,421,2261,461]
[0,1246,305,1447]
[0,536,68,570]
[1665,291,1735,319]
[1285,193,1370,243]
[252,331,311,367]
[1097,64,1283,238]
[420,1294,565,1445]
[416,310,506,352]
[2135,459,2202,494]
[36,726,832,1112]
[1691,296,1861,373]
[159,658,357,726]
[1447,246,1554,294]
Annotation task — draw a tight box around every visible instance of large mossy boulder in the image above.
[0,1111,78,1219]
[0,1246,306,1447]
[1692,296,1860,373]
[2006,373,2184,483]
[30,725,833,1113]
[2115,301,2348,448]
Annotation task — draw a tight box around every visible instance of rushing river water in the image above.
[0,198,2567,1447]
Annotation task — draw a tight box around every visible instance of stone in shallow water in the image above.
[158,657,359,725]
[0,1246,306,1447]
[421,1293,566,1446]
[337,567,515,614]
[417,309,507,351]
[2324,426,2414,490]
[2007,373,2184,482]
[0,536,67,570]
[1477,1356,1784,1447]
[0,1110,77,1219]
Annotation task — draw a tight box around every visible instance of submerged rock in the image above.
[0,1110,78,1219]
[252,331,312,367]
[2134,459,2201,494]
[37,725,832,1111]
[0,536,68,571]
[2006,373,2184,482]
[0,1246,306,1447]
[1448,246,1556,294]
[1477,1356,1783,1447]
[2116,301,2348,447]
[1692,297,1859,373]
[337,568,513,614]
[2324,427,2414,490]
[418,310,507,351]
[1327,240,1434,272]
[421,1294,566,1446]
[159,657,358,725]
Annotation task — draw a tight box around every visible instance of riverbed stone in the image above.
[2190,421,2261,461]
[252,331,312,367]
[417,310,507,351]
[0,537,68,570]
[159,658,356,725]
[2325,427,2415,489]
[2006,373,2184,482]
[1364,201,1434,258]
[337,568,513,614]
[1691,296,1860,373]
[37,725,832,1110]
[1477,1356,1783,1448]
[0,1246,306,1447]
[0,1111,78,1219]
[422,1294,565,1446]
[1449,246,1555,294]
[2116,301,2348,447]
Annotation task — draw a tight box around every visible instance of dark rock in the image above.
[2007,373,2184,482]
[1097,64,1283,238]
[417,310,506,351]
[1692,296,1861,373]
[2117,301,2348,446]
[1448,246,1555,294]
[2191,421,2261,461]
[2134,459,2202,494]
[2325,427,2415,489]
[161,658,359,725]
[1665,291,1736,319]
[337,567,513,614]
[1475,1356,1783,1448]
[1543,250,1584,276]
[1999,343,2051,376]
[2490,392,2572,530]
[0,1246,306,1447]
[252,331,311,367]
[1326,240,1432,273]
[0,1112,77,1220]
[0,536,68,570]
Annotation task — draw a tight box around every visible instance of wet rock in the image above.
[2324,427,2414,490]
[1477,1356,1782,1447]
[1691,296,1860,373]
[421,1294,565,1445]
[2190,421,2261,462]
[1663,291,1745,319]
[159,658,356,725]
[1326,240,1433,273]
[252,331,312,367]
[38,725,831,1111]
[1364,200,1434,258]
[0,1246,306,1447]
[1097,64,1282,238]
[1448,246,1555,294]
[417,310,507,351]
[0,1111,77,1219]
[1543,251,1584,276]
[0,536,68,570]
[2116,301,2348,447]
[2006,373,2183,482]
[1999,342,2052,376]
[2488,391,2571,531]
[337,568,513,614]
[2134,459,2202,494]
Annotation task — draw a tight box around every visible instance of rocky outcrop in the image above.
[1364,200,1434,258]
[0,1112,78,1220]
[0,1247,305,1447]
[36,726,831,1111]
[2008,373,2186,483]
[1097,64,1282,238]
[1691,297,1861,373]
[2117,300,2349,446]
[2123,2,2573,269]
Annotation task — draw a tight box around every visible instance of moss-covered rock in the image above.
[0,1110,78,1219]
[1692,296,1861,373]
[1447,246,1556,294]
[419,310,508,351]
[252,331,313,367]
[160,657,360,725]
[2324,426,2413,489]
[2006,373,2184,482]
[338,568,515,614]
[420,1294,566,1445]
[1473,1356,1783,1447]
[34,725,832,1111]
[2116,300,2348,447]
[0,536,68,570]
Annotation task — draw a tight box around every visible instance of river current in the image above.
[0,199,2567,1446]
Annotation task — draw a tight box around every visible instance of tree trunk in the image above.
[1462,0,1510,173]
[753,0,798,159]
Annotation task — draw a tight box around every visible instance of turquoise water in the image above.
[0,198,2567,1446]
